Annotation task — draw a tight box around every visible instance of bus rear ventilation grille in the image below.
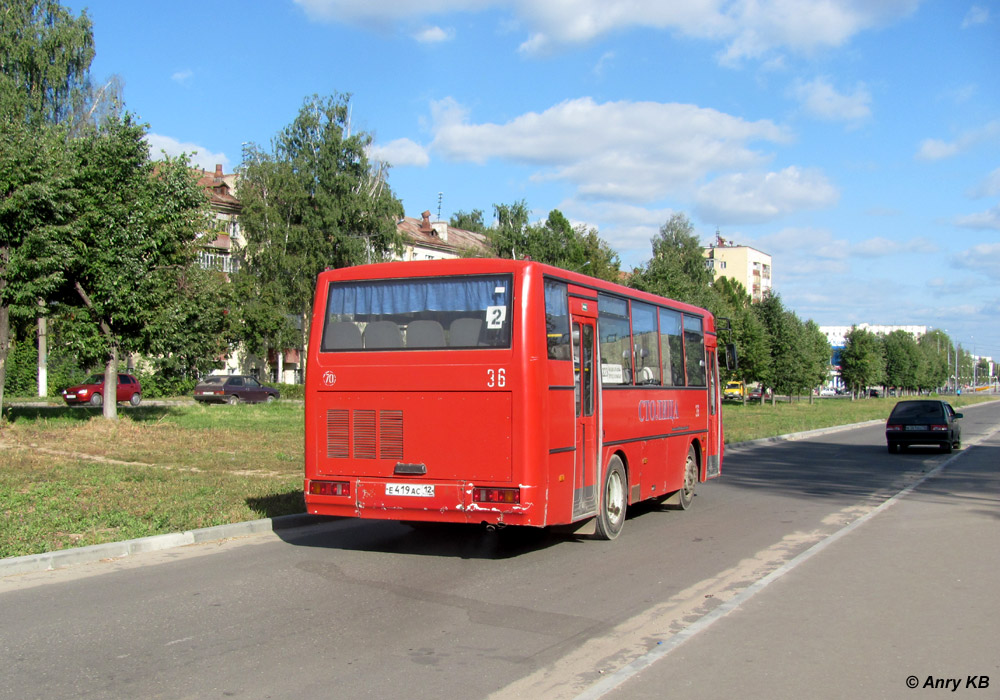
[326,409,403,460]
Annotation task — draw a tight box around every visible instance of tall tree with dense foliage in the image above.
[0,121,74,409]
[916,329,952,391]
[0,0,95,128]
[486,200,531,260]
[750,291,798,402]
[449,209,486,234]
[0,0,97,411]
[59,116,209,418]
[840,326,886,398]
[883,330,921,393]
[802,320,833,402]
[236,93,405,364]
[629,213,715,308]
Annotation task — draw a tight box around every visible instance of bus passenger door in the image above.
[571,316,599,518]
[706,347,722,478]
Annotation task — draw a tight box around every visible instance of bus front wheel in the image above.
[595,456,627,540]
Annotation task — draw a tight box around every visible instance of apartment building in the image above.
[702,233,772,302]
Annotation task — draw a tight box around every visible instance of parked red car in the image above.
[61,373,142,407]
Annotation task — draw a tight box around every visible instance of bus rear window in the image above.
[321,274,513,351]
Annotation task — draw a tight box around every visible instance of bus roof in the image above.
[316,258,714,323]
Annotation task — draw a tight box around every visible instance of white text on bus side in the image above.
[487,368,506,388]
[638,399,680,422]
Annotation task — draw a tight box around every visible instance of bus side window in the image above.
[631,301,660,385]
[544,280,571,360]
[598,293,632,385]
[659,308,685,386]
[683,315,706,386]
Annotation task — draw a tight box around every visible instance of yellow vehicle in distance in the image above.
[724,380,745,401]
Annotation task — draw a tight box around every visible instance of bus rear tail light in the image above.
[473,487,520,504]
[309,480,351,497]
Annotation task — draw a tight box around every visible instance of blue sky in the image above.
[70,0,999,361]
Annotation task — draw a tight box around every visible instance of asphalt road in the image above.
[2,401,998,700]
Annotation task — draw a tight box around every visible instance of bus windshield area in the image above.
[320,274,514,351]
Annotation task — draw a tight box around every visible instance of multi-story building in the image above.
[702,232,772,302]
[195,164,242,275]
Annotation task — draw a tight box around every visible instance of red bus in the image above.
[304,258,734,539]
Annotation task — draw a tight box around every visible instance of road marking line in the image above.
[571,427,998,700]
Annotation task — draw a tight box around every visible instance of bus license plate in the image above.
[385,483,435,498]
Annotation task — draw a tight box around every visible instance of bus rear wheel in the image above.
[595,456,627,540]
[662,446,698,510]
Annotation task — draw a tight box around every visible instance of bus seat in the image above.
[449,318,483,347]
[363,321,403,349]
[407,320,446,348]
[324,321,362,350]
[550,342,572,360]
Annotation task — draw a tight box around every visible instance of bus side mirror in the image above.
[724,343,738,372]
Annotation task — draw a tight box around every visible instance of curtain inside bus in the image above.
[322,275,513,351]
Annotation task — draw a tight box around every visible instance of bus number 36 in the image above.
[487,368,506,388]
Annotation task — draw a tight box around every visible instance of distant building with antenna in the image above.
[702,231,772,302]
[395,210,489,261]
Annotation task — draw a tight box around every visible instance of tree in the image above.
[487,200,531,260]
[0,0,98,413]
[802,320,832,402]
[237,93,405,365]
[0,0,95,128]
[449,209,486,234]
[59,115,209,419]
[142,265,238,380]
[839,327,886,398]
[629,213,714,308]
[0,121,74,410]
[883,330,921,394]
[916,329,951,392]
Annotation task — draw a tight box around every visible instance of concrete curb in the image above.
[0,513,326,578]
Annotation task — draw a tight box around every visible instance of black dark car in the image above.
[885,400,962,453]
[193,375,280,405]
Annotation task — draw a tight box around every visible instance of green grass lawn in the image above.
[1,394,993,558]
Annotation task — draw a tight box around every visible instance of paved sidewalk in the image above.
[589,430,1000,700]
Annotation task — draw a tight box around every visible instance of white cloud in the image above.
[293,0,921,64]
[755,226,849,262]
[850,236,938,257]
[694,166,839,224]
[791,77,871,125]
[953,242,1000,279]
[954,204,1000,231]
[429,96,792,206]
[961,5,990,28]
[916,120,1000,161]
[369,138,431,167]
[413,25,454,43]
[171,69,194,84]
[294,0,496,25]
[969,168,1000,198]
[144,133,228,171]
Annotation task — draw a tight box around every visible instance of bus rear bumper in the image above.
[304,478,538,526]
